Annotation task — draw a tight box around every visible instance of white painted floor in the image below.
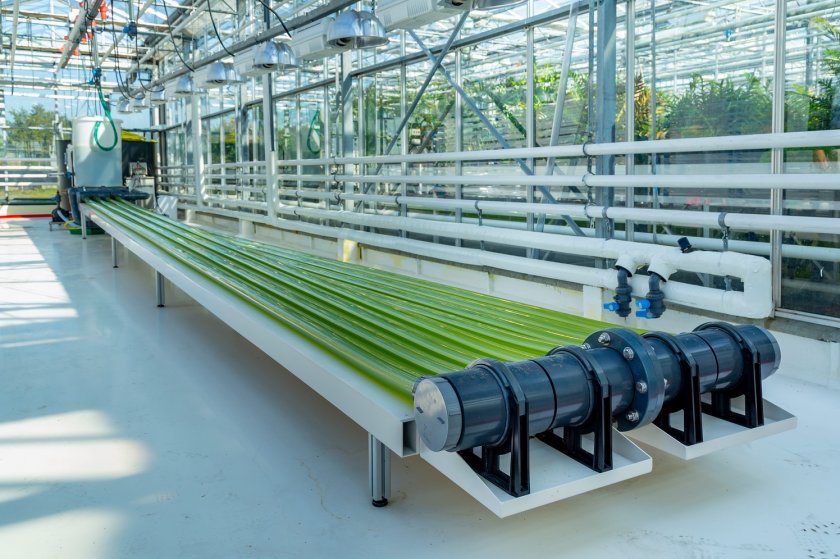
[1,218,838,559]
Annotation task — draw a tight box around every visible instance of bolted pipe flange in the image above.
[584,328,666,431]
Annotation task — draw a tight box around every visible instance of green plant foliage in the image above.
[617,74,670,141]
[5,104,69,158]
[812,17,840,76]
[786,17,840,135]
[663,74,773,138]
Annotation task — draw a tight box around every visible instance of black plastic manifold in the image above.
[412,322,780,498]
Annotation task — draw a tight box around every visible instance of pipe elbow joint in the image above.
[647,255,677,281]
[637,272,667,319]
[605,266,633,318]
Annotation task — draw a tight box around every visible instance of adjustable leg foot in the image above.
[155,271,165,307]
[368,433,391,508]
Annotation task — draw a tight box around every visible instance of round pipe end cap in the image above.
[413,377,462,452]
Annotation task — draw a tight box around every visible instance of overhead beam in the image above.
[55,0,105,70]
[0,8,190,37]
[9,0,20,74]
[128,0,357,96]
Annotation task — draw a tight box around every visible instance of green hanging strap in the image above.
[93,82,119,152]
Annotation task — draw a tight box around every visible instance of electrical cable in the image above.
[159,0,194,71]
[134,32,153,92]
[206,0,235,57]
[109,0,134,98]
[253,0,292,38]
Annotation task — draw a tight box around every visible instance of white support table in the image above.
[86,204,794,518]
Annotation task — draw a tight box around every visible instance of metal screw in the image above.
[581,343,591,350]
[597,332,611,345]
[625,410,640,423]
[623,347,635,360]
[635,381,648,394]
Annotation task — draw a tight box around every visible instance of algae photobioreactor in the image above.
[79,198,793,516]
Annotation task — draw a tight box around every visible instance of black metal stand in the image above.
[538,346,613,473]
[696,323,765,428]
[458,360,530,497]
[646,332,704,445]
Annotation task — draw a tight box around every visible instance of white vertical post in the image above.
[263,74,277,225]
[192,93,205,208]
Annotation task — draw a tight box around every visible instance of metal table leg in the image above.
[156,271,165,307]
[79,195,87,240]
[369,433,391,507]
[111,237,119,268]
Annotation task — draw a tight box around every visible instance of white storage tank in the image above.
[71,116,123,188]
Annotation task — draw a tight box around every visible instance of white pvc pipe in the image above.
[275,203,772,318]
[277,188,840,235]
[182,202,771,319]
[277,130,840,166]
[280,172,840,191]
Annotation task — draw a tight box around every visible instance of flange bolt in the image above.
[626,410,640,423]
[598,333,611,345]
[623,347,635,360]
[635,381,648,394]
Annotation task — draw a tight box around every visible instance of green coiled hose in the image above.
[93,83,118,152]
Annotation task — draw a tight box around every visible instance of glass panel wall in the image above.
[157,0,840,324]
[781,3,840,317]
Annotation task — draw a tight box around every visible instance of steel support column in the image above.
[625,0,636,242]
[595,0,617,241]
[770,0,787,312]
